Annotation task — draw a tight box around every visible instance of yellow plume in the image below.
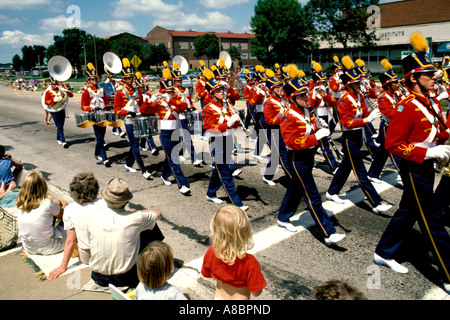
[381,58,392,71]
[122,58,130,68]
[410,32,428,52]
[211,65,217,71]
[298,69,306,78]
[356,59,365,67]
[311,60,316,65]
[87,62,95,71]
[287,64,300,79]
[333,56,339,63]
[282,66,287,73]
[342,56,355,70]
[136,72,142,79]
[199,60,205,67]
[313,62,322,73]
[244,69,249,74]
[203,69,215,81]
[174,62,179,70]
[265,69,275,78]
[162,69,172,80]
[275,63,280,69]
[163,61,168,68]
[219,58,225,68]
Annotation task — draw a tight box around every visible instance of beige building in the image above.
[146,26,259,70]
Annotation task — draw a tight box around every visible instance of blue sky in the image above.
[0,0,395,64]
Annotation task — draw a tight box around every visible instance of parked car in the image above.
[98,82,117,104]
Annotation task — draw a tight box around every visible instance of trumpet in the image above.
[398,83,409,99]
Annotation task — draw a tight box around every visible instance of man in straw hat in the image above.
[374,33,450,293]
[87,178,163,288]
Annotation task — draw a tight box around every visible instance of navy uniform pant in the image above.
[179,119,197,161]
[160,129,188,188]
[244,103,256,130]
[328,105,340,135]
[318,115,340,171]
[125,123,147,173]
[278,148,336,238]
[264,125,292,181]
[51,109,66,143]
[207,135,243,207]
[375,160,450,284]
[93,125,108,161]
[254,112,270,156]
[368,122,401,179]
[435,175,450,215]
[364,122,379,157]
[328,130,382,207]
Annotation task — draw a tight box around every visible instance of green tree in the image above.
[83,36,112,74]
[304,0,379,53]
[110,38,143,63]
[193,33,220,67]
[12,54,22,71]
[249,0,318,66]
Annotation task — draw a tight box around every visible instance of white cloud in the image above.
[111,0,183,19]
[201,0,251,10]
[0,14,21,25]
[38,15,136,37]
[0,30,53,48]
[153,11,235,31]
[0,0,52,10]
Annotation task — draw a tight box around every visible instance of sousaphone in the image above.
[103,52,122,74]
[41,55,72,113]
[173,55,189,75]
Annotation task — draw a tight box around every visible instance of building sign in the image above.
[378,30,405,41]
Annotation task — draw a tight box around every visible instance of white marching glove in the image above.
[367,109,381,122]
[53,96,62,103]
[425,145,450,160]
[149,93,161,103]
[315,128,330,141]
[319,117,328,128]
[227,113,240,128]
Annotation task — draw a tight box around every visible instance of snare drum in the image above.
[106,112,124,128]
[94,111,111,127]
[147,116,159,136]
[75,112,95,128]
[131,117,150,138]
[193,111,203,134]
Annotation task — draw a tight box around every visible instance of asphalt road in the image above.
[0,83,449,302]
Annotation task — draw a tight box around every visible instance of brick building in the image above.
[146,26,258,70]
[312,0,450,74]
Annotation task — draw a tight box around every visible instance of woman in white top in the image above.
[16,171,68,255]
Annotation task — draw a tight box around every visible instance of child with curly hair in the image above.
[201,205,267,300]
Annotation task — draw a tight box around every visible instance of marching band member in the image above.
[308,62,340,172]
[276,70,345,245]
[172,62,202,166]
[248,65,270,161]
[81,63,111,167]
[201,68,248,211]
[261,68,292,186]
[195,60,209,108]
[325,56,392,214]
[367,59,403,184]
[113,58,152,180]
[243,69,256,133]
[135,72,159,155]
[274,63,282,81]
[44,77,73,148]
[106,68,126,138]
[281,66,290,84]
[374,34,450,293]
[328,56,345,134]
[140,69,191,195]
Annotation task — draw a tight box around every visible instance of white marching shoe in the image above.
[372,203,392,214]
[232,169,242,177]
[373,253,408,274]
[143,171,152,179]
[324,233,346,245]
[124,165,137,173]
[368,176,383,184]
[263,177,276,186]
[161,177,172,186]
[240,205,249,211]
[206,195,223,204]
[326,192,345,204]
[277,220,297,232]
[179,186,190,194]
[193,159,203,167]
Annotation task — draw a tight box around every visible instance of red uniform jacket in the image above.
[337,90,370,130]
[202,98,240,135]
[263,93,288,126]
[329,74,344,94]
[81,84,109,112]
[385,92,449,164]
[44,87,73,106]
[243,84,254,100]
[114,85,146,117]
[307,89,337,109]
[140,96,187,120]
[280,103,320,150]
[195,76,208,103]
[175,85,194,109]
[248,86,268,110]
[377,90,399,120]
